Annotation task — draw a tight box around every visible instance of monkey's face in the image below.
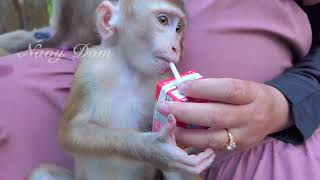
[97,0,187,76]
[118,1,187,76]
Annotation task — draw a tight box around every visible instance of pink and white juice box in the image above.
[152,71,204,132]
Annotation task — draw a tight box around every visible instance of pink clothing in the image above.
[0,0,318,179]
[180,0,311,81]
[0,50,76,180]
[208,129,320,180]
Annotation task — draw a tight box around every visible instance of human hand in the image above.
[157,78,291,150]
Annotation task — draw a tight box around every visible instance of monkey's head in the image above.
[96,0,187,75]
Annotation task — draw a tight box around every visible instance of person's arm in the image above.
[267,48,320,144]
[267,3,320,144]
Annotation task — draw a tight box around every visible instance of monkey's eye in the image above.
[157,15,169,26]
[176,24,182,33]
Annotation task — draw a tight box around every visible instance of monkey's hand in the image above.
[135,115,215,175]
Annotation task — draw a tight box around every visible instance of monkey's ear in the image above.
[96,1,117,40]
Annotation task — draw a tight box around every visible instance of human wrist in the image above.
[266,85,292,134]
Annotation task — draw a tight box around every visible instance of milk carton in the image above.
[152,70,203,132]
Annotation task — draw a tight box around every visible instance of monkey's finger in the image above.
[191,154,215,174]
[187,148,214,164]
[180,148,213,166]
[177,78,256,105]
[159,114,176,141]
[175,153,215,175]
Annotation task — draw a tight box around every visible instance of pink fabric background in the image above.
[0,50,76,179]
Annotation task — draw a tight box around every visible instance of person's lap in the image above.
[208,129,320,180]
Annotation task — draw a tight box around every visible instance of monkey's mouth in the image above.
[154,57,171,73]
[155,56,177,64]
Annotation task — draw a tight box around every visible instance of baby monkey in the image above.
[29,0,214,180]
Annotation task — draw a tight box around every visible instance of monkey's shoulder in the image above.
[75,46,119,86]
[78,46,113,66]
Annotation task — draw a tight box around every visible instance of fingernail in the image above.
[178,81,191,94]
[167,114,175,123]
[157,102,170,115]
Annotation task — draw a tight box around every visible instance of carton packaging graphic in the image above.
[152,71,204,132]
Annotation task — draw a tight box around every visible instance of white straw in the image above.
[169,62,183,84]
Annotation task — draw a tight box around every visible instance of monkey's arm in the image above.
[59,107,213,174]
[59,115,146,157]
[58,61,214,173]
